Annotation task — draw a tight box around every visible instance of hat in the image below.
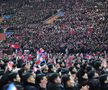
[88,71,94,78]
[99,74,108,84]
[36,73,45,83]
[88,79,101,90]
[48,64,53,69]
[86,65,92,73]
[48,73,59,83]
[93,60,101,69]
[61,68,69,75]
[22,72,32,82]
[8,72,18,81]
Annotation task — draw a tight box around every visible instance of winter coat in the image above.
[47,82,64,90]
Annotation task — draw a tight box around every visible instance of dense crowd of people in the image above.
[0,50,108,90]
[0,0,108,53]
[0,0,108,90]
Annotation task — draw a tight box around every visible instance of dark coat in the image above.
[47,82,64,90]
[64,83,79,90]
[64,87,79,90]
[35,84,47,90]
[24,82,39,90]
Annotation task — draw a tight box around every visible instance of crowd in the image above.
[0,50,108,90]
[0,0,107,53]
[0,0,108,90]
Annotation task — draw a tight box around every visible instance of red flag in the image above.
[10,44,20,49]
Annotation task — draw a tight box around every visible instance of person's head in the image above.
[48,64,54,73]
[60,68,69,75]
[36,74,48,88]
[88,70,99,79]
[55,63,60,69]
[88,79,101,90]
[48,73,61,84]
[69,66,76,80]
[62,75,74,88]
[8,72,21,83]
[22,63,31,71]
[99,74,108,85]
[42,65,49,74]
[22,72,35,84]
[93,60,101,70]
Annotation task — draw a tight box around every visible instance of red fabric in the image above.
[35,60,41,65]
[0,33,6,40]
[10,44,20,49]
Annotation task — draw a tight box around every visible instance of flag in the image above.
[7,83,17,90]
[35,48,46,65]
[36,53,45,65]
[7,61,14,71]
[45,15,59,24]
[39,48,44,53]
[10,44,20,49]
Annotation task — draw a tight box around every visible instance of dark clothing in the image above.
[47,82,64,90]
[24,82,39,90]
[65,87,78,90]
[36,84,47,90]
[100,84,108,90]
[14,82,24,90]
[64,84,79,90]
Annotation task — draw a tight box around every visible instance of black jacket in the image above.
[47,82,64,90]
[64,84,79,90]
[24,82,39,90]
[64,87,79,90]
[35,84,47,90]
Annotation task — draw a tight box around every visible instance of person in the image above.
[47,64,55,73]
[1,72,23,90]
[22,71,38,90]
[62,75,79,90]
[36,73,48,90]
[99,74,108,90]
[87,70,101,90]
[41,65,49,75]
[47,73,64,90]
